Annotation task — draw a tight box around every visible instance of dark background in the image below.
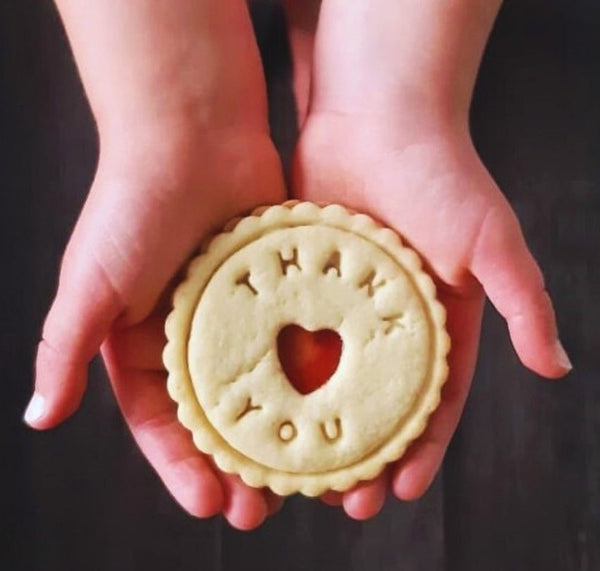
[2,1,599,569]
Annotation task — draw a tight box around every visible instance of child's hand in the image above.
[292,107,571,520]
[287,0,571,520]
[27,123,285,528]
[25,0,285,529]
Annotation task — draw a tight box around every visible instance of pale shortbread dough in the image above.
[163,202,450,496]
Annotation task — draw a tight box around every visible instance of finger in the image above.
[320,491,343,506]
[265,491,285,516]
[470,206,571,378]
[220,474,269,531]
[342,471,388,520]
[26,233,125,429]
[102,340,223,518]
[393,292,484,500]
[108,314,167,371]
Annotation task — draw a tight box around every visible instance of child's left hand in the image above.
[290,107,570,520]
[284,0,570,522]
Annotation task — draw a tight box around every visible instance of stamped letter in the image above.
[278,248,301,275]
[320,418,342,443]
[235,397,262,422]
[381,313,405,334]
[235,271,258,296]
[278,421,298,442]
[322,251,342,277]
[358,270,386,297]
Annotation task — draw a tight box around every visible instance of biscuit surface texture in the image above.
[163,202,450,496]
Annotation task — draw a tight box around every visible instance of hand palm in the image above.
[34,133,285,529]
[291,113,566,514]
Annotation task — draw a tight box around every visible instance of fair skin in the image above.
[288,0,571,518]
[25,0,286,530]
[25,0,570,528]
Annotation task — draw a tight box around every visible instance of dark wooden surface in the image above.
[2,1,599,569]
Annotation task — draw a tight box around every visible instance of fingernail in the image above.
[554,339,572,371]
[24,393,46,425]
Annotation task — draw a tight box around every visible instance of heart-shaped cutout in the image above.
[277,324,343,395]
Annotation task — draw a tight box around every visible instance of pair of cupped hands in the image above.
[26,3,570,530]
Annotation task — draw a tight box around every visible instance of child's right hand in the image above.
[26,120,286,529]
[25,0,286,530]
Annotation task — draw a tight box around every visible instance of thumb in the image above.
[25,206,126,429]
[470,205,572,379]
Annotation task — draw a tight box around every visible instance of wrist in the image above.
[310,89,469,148]
[312,0,501,138]
[57,0,267,142]
[96,120,282,201]
[397,81,474,142]
[93,74,267,145]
